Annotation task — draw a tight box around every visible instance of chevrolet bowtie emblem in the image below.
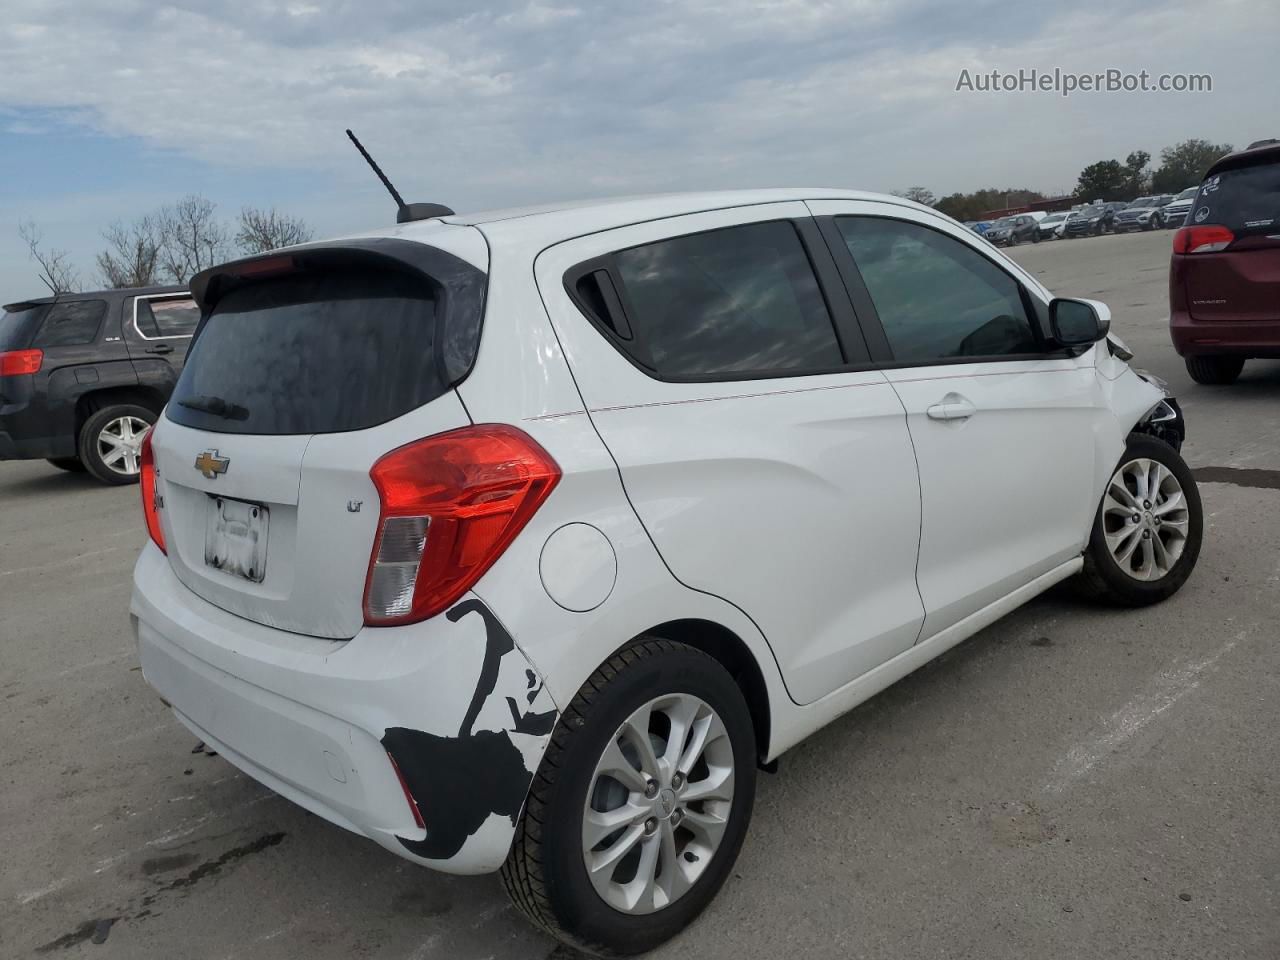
[195,450,230,480]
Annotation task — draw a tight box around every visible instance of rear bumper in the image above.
[130,545,560,875]
[1169,312,1280,357]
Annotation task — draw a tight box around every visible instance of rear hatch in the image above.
[1179,154,1280,323]
[152,236,487,639]
[0,303,47,404]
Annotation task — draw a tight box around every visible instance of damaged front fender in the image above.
[381,598,559,871]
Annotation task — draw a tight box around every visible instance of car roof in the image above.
[368,189,932,252]
[4,283,187,312]
[1205,140,1280,178]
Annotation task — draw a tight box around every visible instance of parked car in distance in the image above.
[130,188,1201,957]
[1170,140,1280,384]
[0,285,197,483]
[1035,210,1073,240]
[984,213,1040,246]
[1114,195,1176,232]
[1062,203,1116,237]
[1160,187,1200,228]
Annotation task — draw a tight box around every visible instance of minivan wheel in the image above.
[78,404,155,485]
[1185,355,1244,385]
[502,638,756,957]
[1079,435,1202,606]
[47,457,86,473]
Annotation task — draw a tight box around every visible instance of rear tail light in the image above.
[140,430,166,554]
[1174,225,1235,254]
[0,349,43,376]
[363,424,561,626]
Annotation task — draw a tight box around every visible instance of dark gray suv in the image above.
[0,285,196,484]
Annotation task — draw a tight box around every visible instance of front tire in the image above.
[78,404,156,485]
[1185,355,1244,385]
[1080,435,1202,606]
[502,638,757,957]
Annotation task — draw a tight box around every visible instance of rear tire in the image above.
[1185,355,1244,385]
[78,404,156,485]
[502,638,757,957]
[47,457,85,473]
[1079,435,1202,606]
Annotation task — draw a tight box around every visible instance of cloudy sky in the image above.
[0,0,1273,298]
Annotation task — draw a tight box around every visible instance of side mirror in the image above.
[1050,297,1111,346]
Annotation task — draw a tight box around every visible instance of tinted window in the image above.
[0,304,48,352]
[137,296,199,337]
[168,268,448,435]
[837,217,1038,363]
[32,300,106,347]
[1195,162,1280,241]
[610,220,842,378]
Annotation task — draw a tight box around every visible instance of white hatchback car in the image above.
[131,190,1201,955]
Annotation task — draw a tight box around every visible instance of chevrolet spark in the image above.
[131,190,1201,956]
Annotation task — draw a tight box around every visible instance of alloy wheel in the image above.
[582,693,735,915]
[1101,457,1190,581]
[96,415,151,476]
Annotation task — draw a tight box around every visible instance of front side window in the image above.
[136,296,199,338]
[836,217,1038,363]
[607,220,843,378]
[32,300,107,347]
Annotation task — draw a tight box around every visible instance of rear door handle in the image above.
[926,394,977,421]
[145,344,174,355]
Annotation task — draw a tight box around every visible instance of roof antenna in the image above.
[345,129,454,224]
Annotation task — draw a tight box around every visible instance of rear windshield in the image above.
[168,268,453,435]
[0,304,47,352]
[1194,162,1280,240]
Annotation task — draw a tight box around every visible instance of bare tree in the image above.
[157,195,231,284]
[96,216,163,288]
[18,220,80,294]
[235,206,313,255]
[893,186,937,207]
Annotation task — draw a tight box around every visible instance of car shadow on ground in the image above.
[0,463,125,499]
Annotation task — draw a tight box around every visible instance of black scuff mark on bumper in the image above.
[384,598,559,861]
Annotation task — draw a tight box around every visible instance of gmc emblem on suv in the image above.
[194,450,230,480]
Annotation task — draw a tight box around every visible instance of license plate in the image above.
[204,496,269,583]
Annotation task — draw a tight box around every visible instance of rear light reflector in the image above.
[386,751,425,829]
[140,430,166,554]
[0,349,43,376]
[363,425,561,626]
[1174,225,1234,254]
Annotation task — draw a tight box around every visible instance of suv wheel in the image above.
[502,638,756,957]
[78,404,156,485]
[46,457,86,473]
[1007,232,1019,246]
[1185,355,1244,385]
[1080,435,1202,606]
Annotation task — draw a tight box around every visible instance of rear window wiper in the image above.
[177,395,250,421]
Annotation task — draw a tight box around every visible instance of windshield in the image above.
[0,304,47,353]
[1176,188,1198,201]
[992,218,1016,228]
[170,268,451,436]
[1192,161,1280,242]
[1126,198,1156,208]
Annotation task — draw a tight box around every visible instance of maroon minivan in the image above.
[1169,140,1280,384]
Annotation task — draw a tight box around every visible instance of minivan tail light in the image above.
[140,430,166,554]
[1174,225,1235,254]
[0,349,43,376]
[363,425,561,626]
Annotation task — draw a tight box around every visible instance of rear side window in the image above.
[168,269,447,435]
[136,296,199,338]
[1195,162,1280,242]
[586,220,843,379]
[837,217,1037,363]
[32,300,107,347]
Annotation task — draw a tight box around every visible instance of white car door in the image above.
[809,200,1102,639]
[534,203,924,705]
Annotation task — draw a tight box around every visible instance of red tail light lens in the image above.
[1174,225,1235,254]
[0,349,43,376]
[140,430,166,554]
[363,425,561,626]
